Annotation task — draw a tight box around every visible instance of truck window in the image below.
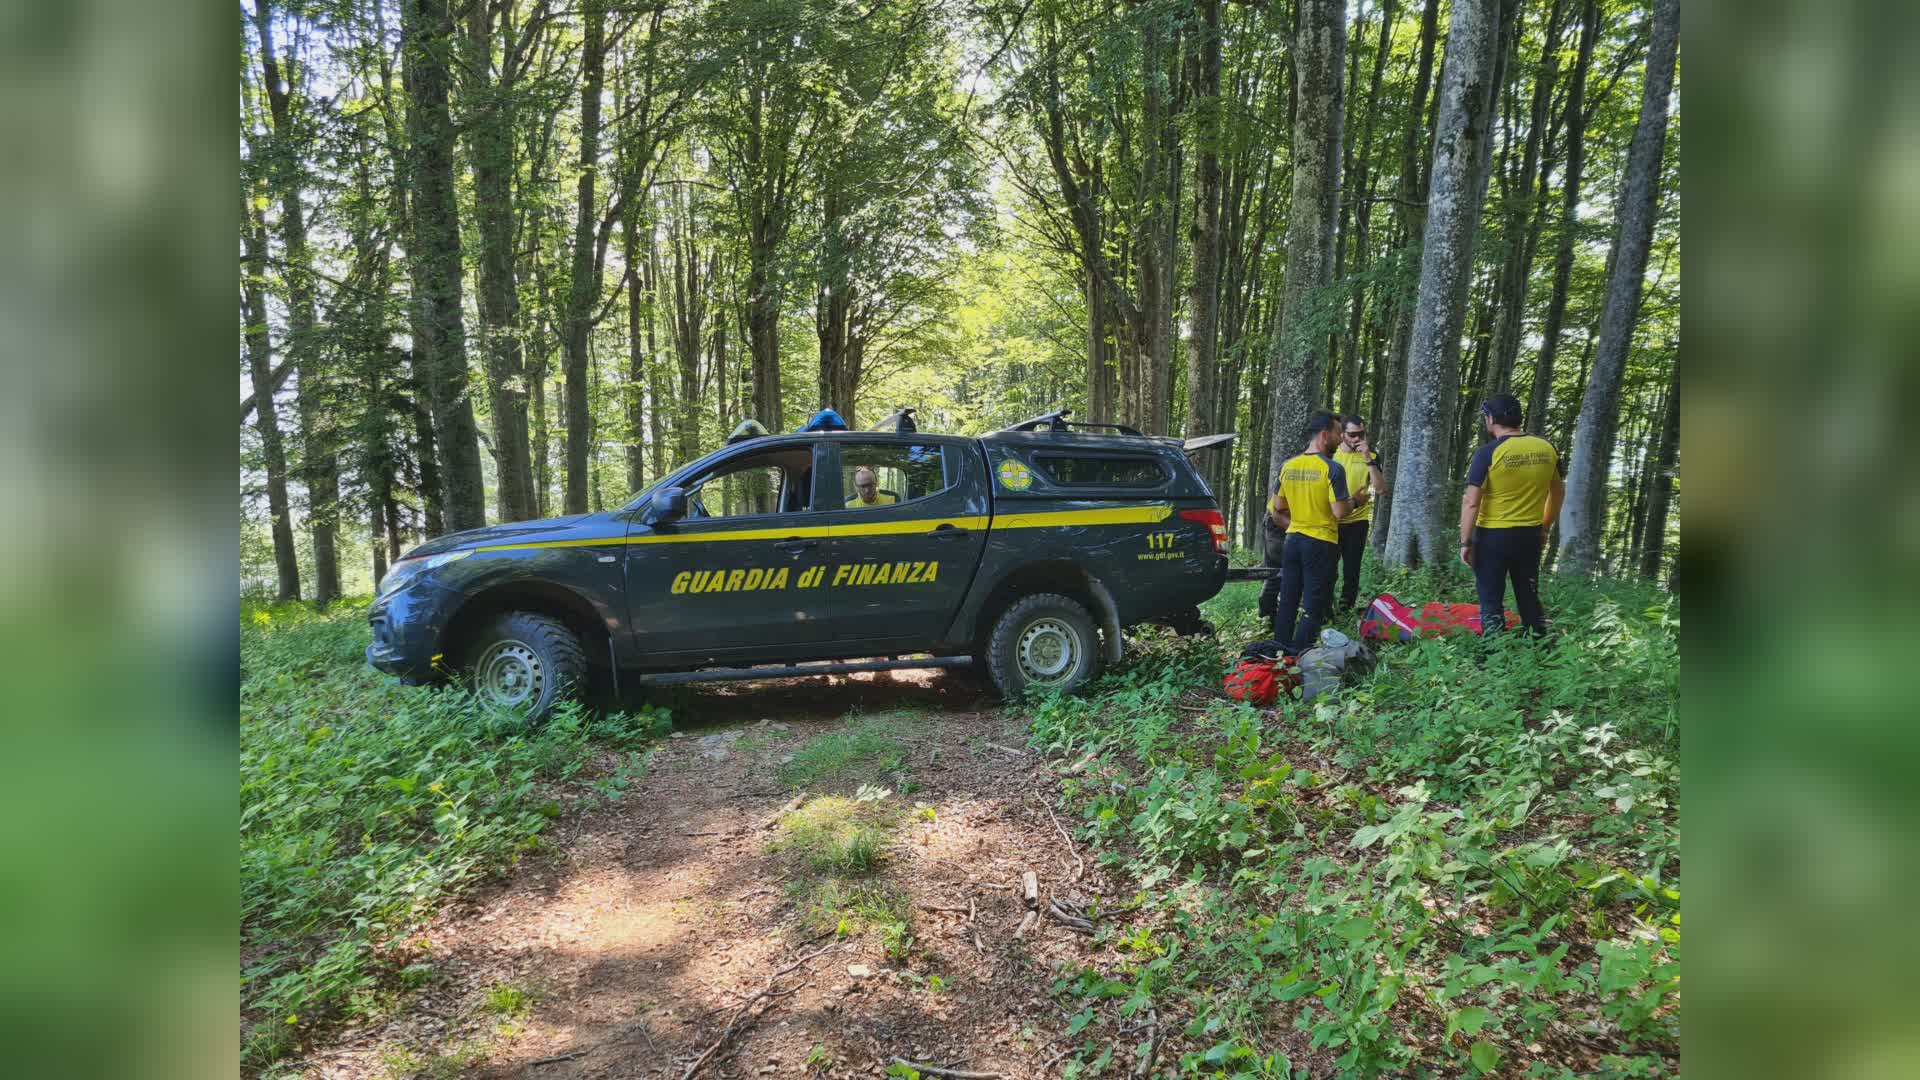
[840,442,948,508]
[1031,453,1167,487]
[686,447,814,519]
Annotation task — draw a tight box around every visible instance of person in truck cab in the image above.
[845,465,898,508]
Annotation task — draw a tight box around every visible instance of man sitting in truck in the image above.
[845,465,898,508]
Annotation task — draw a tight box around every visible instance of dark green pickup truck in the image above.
[367,411,1230,717]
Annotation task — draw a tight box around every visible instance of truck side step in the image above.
[634,655,975,687]
[1225,566,1279,581]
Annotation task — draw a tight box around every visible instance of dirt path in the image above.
[300,670,1126,1080]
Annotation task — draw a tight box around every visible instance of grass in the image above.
[1021,557,1680,1078]
[776,794,893,872]
[773,791,915,959]
[777,711,919,789]
[239,600,669,1070]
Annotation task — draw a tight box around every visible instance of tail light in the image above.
[1179,508,1229,554]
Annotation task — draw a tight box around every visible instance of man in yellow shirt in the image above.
[845,466,898,508]
[1267,410,1358,655]
[1332,417,1387,612]
[1459,394,1565,637]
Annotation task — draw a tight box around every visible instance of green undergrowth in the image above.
[774,789,914,959]
[239,600,669,1071]
[1024,561,1679,1078]
[778,710,921,790]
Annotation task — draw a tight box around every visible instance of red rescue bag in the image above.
[1224,654,1299,706]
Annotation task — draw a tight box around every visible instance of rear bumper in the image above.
[365,582,461,680]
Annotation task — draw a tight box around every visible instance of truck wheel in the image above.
[465,612,586,721]
[986,593,1101,700]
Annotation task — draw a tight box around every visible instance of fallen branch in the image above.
[681,943,838,1079]
[891,1057,1002,1079]
[1041,801,1085,882]
[918,903,974,915]
[1013,910,1038,940]
[1047,898,1095,935]
[531,1048,589,1067]
[1132,1008,1163,1080]
[1021,871,1039,909]
[762,794,805,830]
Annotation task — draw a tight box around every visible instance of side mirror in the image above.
[649,486,688,524]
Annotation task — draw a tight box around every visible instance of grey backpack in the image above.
[1296,629,1377,702]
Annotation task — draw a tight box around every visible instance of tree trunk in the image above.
[1484,0,1567,414]
[1372,0,1441,551]
[404,0,487,532]
[529,213,555,518]
[407,359,446,536]
[1339,0,1398,425]
[242,200,301,601]
[671,215,708,459]
[1528,0,1599,433]
[815,177,858,427]
[1183,0,1225,495]
[1136,18,1180,437]
[1266,0,1346,479]
[1558,0,1679,575]
[1086,271,1115,423]
[463,1,536,523]
[1640,360,1680,581]
[626,211,650,495]
[253,0,341,601]
[1380,0,1511,568]
[562,0,606,514]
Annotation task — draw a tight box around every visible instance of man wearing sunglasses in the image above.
[1459,393,1565,637]
[1332,418,1386,612]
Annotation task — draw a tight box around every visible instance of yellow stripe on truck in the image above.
[473,504,1171,552]
[990,504,1174,530]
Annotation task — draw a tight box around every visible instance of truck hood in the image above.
[401,514,600,559]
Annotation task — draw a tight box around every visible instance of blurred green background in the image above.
[1688,0,1920,1077]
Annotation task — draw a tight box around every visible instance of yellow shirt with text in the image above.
[1332,448,1375,523]
[1467,435,1562,528]
[845,491,898,509]
[1270,452,1350,544]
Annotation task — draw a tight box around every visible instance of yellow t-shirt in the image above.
[844,491,898,509]
[1467,435,1562,528]
[1332,448,1375,523]
[1270,452,1350,544]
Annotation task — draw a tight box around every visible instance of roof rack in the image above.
[869,407,919,434]
[1001,409,1144,437]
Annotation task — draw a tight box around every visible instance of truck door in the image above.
[625,440,833,659]
[817,438,989,649]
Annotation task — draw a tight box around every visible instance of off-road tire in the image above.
[985,593,1102,701]
[465,612,587,721]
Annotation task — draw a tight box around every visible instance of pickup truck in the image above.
[367,412,1230,718]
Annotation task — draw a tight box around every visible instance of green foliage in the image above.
[1023,573,1679,1077]
[773,795,894,873]
[239,601,668,1067]
[777,713,918,789]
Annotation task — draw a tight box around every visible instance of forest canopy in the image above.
[239,0,1678,600]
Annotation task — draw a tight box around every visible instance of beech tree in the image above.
[1559,0,1679,574]
[1380,0,1512,568]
